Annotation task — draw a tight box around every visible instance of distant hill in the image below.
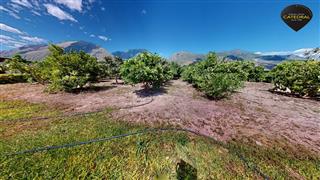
[168,51,205,65]
[168,48,320,68]
[0,41,112,61]
[217,49,258,60]
[112,49,148,59]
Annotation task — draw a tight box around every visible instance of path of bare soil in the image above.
[0,80,319,154]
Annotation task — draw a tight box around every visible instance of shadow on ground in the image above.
[134,87,168,97]
[72,85,117,94]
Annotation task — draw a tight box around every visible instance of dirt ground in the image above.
[0,80,319,154]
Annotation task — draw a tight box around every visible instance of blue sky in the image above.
[0,0,319,57]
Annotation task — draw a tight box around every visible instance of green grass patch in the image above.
[0,100,319,179]
[0,100,59,122]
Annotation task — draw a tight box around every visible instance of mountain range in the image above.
[112,49,148,59]
[0,41,112,61]
[1,41,319,69]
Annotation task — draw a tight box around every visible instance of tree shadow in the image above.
[72,85,117,94]
[134,86,168,98]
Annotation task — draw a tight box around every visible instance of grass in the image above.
[0,100,319,179]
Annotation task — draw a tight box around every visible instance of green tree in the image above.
[4,54,30,74]
[181,52,244,99]
[120,52,172,89]
[40,44,103,92]
[104,56,123,84]
[0,64,6,74]
[168,62,182,79]
[272,60,320,97]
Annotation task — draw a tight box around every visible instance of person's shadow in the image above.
[176,160,197,180]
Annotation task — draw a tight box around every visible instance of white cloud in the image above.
[90,34,95,37]
[0,23,23,34]
[9,3,23,13]
[10,0,32,8]
[0,5,21,19]
[0,5,9,12]
[0,38,26,48]
[8,11,21,19]
[0,35,15,41]
[31,10,41,16]
[20,36,46,43]
[101,7,105,11]
[55,0,83,12]
[31,0,40,8]
[44,4,78,22]
[98,35,108,41]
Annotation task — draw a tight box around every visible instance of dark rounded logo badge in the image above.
[281,4,313,31]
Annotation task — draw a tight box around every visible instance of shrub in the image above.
[4,54,30,74]
[3,55,41,83]
[120,52,172,88]
[181,65,196,84]
[0,64,6,74]
[39,44,104,92]
[0,74,28,84]
[181,52,244,99]
[103,56,123,83]
[198,72,244,99]
[219,61,267,82]
[271,60,320,97]
[168,62,182,79]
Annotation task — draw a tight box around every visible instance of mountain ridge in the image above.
[0,41,112,61]
[1,41,319,69]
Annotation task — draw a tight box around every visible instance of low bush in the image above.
[0,74,28,84]
[38,44,104,92]
[4,54,31,74]
[0,64,6,74]
[168,62,182,79]
[181,52,245,99]
[271,60,320,97]
[103,56,123,83]
[120,52,173,89]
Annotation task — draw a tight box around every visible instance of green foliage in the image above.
[181,65,197,84]
[103,56,123,83]
[0,74,28,84]
[271,60,320,97]
[181,52,245,99]
[39,44,104,92]
[3,55,46,83]
[120,52,173,88]
[168,62,182,79]
[217,61,266,82]
[4,54,30,74]
[198,73,244,99]
[0,64,6,74]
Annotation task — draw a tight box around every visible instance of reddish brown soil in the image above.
[1,80,319,154]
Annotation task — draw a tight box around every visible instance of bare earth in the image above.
[1,80,319,154]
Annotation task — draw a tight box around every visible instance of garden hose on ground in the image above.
[3,127,270,179]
